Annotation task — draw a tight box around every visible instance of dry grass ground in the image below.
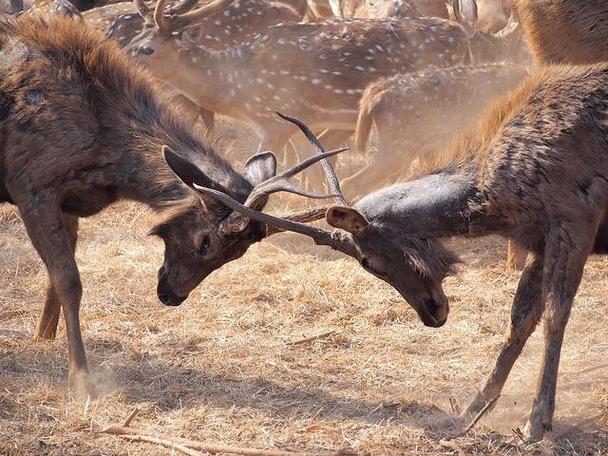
[2,123,608,455]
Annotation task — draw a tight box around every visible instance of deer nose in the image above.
[138,44,155,56]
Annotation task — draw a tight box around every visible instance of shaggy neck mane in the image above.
[0,15,250,211]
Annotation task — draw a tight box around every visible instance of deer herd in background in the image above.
[1,0,607,445]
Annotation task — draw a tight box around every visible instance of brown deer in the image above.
[0,14,336,392]
[341,63,528,199]
[199,63,608,442]
[128,0,519,155]
[511,0,608,65]
[500,0,608,269]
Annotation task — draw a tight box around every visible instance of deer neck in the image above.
[100,90,250,212]
[171,44,247,115]
[355,165,493,239]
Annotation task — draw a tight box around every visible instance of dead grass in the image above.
[1,120,608,455]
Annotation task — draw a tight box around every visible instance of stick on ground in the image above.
[460,395,500,436]
[287,330,336,346]
[102,424,311,456]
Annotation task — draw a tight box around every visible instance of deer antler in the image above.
[154,0,235,34]
[276,112,349,207]
[219,147,348,234]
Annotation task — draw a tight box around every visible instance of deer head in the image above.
[150,135,347,306]
[127,0,234,65]
[192,115,459,327]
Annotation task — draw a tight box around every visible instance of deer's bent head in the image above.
[150,141,346,307]
[192,114,459,327]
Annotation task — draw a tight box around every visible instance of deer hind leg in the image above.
[524,221,597,441]
[18,203,89,391]
[506,240,528,271]
[462,251,544,420]
[34,214,79,340]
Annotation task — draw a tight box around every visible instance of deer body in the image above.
[0,15,288,391]
[512,0,608,65]
[353,63,608,441]
[131,16,493,153]
[341,63,528,198]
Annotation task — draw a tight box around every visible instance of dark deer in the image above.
[198,63,608,441]
[341,63,528,199]
[0,14,336,392]
[128,0,518,155]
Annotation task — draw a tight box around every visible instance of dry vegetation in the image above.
[2,120,608,455]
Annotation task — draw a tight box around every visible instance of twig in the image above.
[123,408,139,427]
[116,434,204,456]
[460,395,500,436]
[287,331,336,346]
[102,424,309,456]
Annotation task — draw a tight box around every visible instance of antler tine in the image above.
[195,185,336,244]
[153,0,171,31]
[159,0,235,33]
[243,147,348,208]
[165,0,198,15]
[276,111,349,207]
[265,206,330,236]
[134,0,151,20]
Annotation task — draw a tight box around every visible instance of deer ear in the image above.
[326,206,369,235]
[243,151,277,186]
[163,145,217,189]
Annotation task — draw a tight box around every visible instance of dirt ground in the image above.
[1,121,608,455]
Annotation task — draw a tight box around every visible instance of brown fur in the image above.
[432,62,608,440]
[512,0,608,65]
[0,14,267,390]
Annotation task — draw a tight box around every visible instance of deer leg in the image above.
[506,240,528,271]
[462,252,544,419]
[19,204,88,391]
[524,223,596,441]
[34,215,79,340]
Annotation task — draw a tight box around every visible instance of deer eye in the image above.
[194,235,210,257]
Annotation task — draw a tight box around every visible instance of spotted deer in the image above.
[129,0,520,156]
[0,14,338,392]
[200,62,608,442]
[341,63,528,199]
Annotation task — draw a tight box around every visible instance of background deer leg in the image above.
[19,204,89,392]
[462,251,544,420]
[34,214,79,340]
[506,240,528,270]
[524,222,596,441]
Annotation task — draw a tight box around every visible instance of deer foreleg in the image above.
[462,252,544,419]
[19,203,89,393]
[506,240,528,271]
[524,222,596,441]
[34,214,79,340]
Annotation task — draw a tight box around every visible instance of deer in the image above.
[0,13,341,393]
[511,0,608,66]
[128,0,520,160]
[193,61,608,442]
[340,63,528,199]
